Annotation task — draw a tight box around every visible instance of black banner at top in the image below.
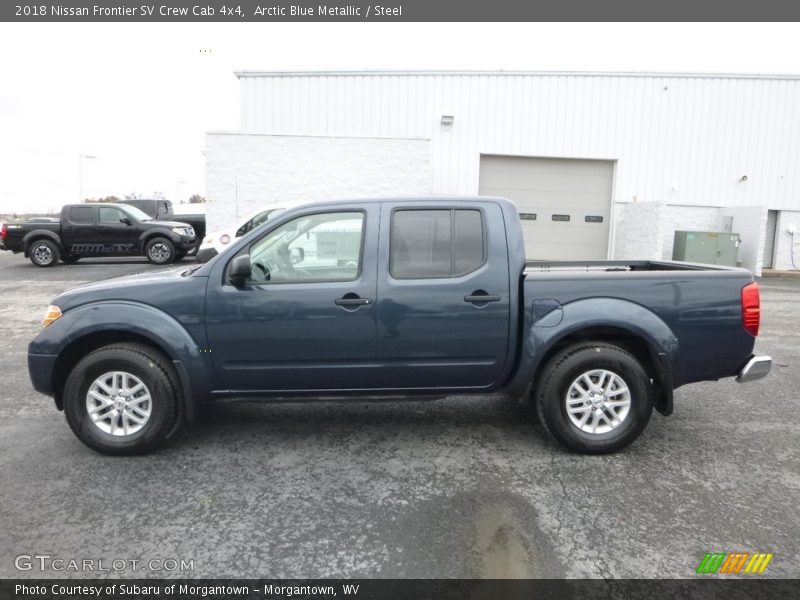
[3,0,800,22]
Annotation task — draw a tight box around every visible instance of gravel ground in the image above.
[0,252,797,579]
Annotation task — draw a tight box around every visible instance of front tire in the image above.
[63,344,180,455]
[535,343,653,454]
[29,239,60,267]
[145,237,175,265]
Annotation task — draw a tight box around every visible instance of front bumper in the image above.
[736,355,772,383]
[176,237,196,251]
[28,352,58,398]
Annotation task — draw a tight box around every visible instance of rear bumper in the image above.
[736,355,772,383]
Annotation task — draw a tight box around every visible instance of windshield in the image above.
[114,204,152,222]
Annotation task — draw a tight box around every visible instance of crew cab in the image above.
[0,203,196,266]
[26,197,771,455]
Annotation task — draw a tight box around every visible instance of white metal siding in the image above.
[238,72,800,213]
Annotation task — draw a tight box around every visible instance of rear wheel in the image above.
[535,343,653,454]
[145,237,175,265]
[63,343,180,455]
[29,239,60,267]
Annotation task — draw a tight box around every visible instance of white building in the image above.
[206,70,800,273]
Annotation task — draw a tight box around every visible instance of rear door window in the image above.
[68,206,94,224]
[390,209,486,279]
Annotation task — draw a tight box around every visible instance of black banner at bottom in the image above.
[3,579,800,600]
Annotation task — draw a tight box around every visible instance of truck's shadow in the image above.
[185,395,541,444]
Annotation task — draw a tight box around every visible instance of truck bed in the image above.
[522,258,754,388]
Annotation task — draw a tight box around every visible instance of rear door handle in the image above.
[464,292,501,303]
[335,296,372,306]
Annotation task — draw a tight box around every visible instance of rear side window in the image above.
[68,206,94,224]
[391,209,486,279]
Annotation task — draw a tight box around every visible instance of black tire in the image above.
[28,239,60,267]
[535,343,653,454]
[62,255,80,264]
[63,343,180,455]
[145,237,175,265]
[174,251,186,262]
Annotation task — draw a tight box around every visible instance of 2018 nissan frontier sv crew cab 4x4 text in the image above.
[27,197,772,455]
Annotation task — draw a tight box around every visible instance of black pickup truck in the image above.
[0,203,196,266]
[113,199,206,253]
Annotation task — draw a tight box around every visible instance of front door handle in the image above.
[335,295,372,306]
[464,292,501,303]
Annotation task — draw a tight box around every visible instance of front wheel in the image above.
[29,239,60,267]
[145,237,175,265]
[535,343,653,454]
[63,343,180,455]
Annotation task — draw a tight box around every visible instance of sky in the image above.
[1,22,799,213]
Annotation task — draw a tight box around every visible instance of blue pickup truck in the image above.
[27,197,771,455]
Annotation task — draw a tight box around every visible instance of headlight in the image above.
[172,227,193,236]
[43,305,62,328]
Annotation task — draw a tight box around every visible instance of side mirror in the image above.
[289,247,304,265]
[229,254,251,286]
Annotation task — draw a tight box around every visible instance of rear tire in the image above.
[63,343,180,455]
[535,343,653,454]
[29,239,60,267]
[145,237,175,265]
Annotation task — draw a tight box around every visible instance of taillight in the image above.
[0,223,7,240]
[742,282,761,337]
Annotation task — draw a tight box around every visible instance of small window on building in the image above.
[585,215,604,223]
[68,206,94,224]
[391,209,485,279]
[552,214,571,222]
[519,213,537,221]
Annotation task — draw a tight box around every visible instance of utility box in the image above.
[672,231,741,266]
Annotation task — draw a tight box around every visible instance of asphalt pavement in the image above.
[0,252,797,579]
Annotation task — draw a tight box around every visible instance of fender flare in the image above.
[36,301,210,421]
[22,229,63,256]
[508,297,680,413]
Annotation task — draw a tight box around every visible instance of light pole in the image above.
[79,153,95,202]
[176,180,187,203]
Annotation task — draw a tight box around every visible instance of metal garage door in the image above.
[478,156,614,260]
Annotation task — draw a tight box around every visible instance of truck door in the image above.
[204,203,380,391]
[376,201,511,389]
[96,205,140,254]
[61,205,98,255]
